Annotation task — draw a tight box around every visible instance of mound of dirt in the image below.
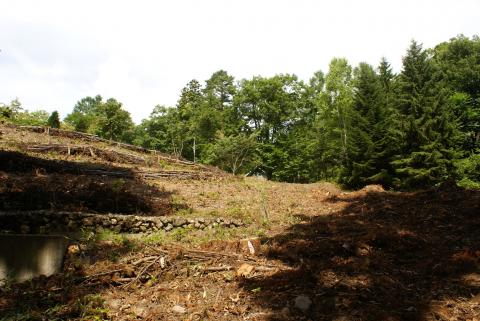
[359,184,386,193]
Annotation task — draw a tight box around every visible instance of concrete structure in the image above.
[0,234,69,284]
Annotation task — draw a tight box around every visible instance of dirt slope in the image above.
[0,124,479,321]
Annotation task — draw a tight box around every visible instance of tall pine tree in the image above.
[342,63,384,187]
[392,41,459,188]
[368,58,400,186]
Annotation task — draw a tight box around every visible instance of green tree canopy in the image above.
[95,98,134,141]
[47,111,61,128]
[65,95,134,142]
[391,41,460,188]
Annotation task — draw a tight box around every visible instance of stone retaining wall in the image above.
[0,211,245,234]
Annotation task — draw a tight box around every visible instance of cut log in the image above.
[26,144,146,165]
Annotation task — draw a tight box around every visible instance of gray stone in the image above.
[294,295,312,312]
[0,212,247,237]
[172,305,186,314]
[82,217,94,226]
[280,307,290,317]
[67,219,77,229]
[133,305,148,318]
[106,298,122,310]
[173,217,187,227]
[123,220,132,228]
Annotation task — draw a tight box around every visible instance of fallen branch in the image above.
[144,244,170,255]
[121,256,162,288]
[202,266,234,272]
[25,144,218,180]
[112,277,135,284]
[132,256,159,266]
[18,126,196,164]
[185,248,243,258]
[26,144,146,165]
[140,171,213,180]
[82,269,124,280]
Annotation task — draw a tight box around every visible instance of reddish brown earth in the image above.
[1,124,479,320]
[0,150,172,215]
[1,183,479,321]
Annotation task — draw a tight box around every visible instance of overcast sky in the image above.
[1,0,479,123]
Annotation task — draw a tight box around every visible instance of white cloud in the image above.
[92,56,158,121]
[0,0,479,123]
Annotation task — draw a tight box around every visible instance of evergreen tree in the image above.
[47,111,61,128]
[203,70,236,111]
[378,57,394,94]
[176,79,205,160]
[342,63,383,187]
[67,36,476,189]
[392,41,460,188]
[369,58,401,186]
[203,70,239,137]
[177,80,203,119]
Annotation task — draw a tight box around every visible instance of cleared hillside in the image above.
[0,124,479,321]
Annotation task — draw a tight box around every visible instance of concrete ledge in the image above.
[0,234,69,284]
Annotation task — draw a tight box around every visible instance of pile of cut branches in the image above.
[27,144,147,165]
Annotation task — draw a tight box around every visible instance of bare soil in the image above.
[0,150,172,215]
[0,124,479,321]
[1,183,478,321]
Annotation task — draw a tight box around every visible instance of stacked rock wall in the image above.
[0,211,245,234]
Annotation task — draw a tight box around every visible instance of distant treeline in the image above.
[1,35,479,189]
